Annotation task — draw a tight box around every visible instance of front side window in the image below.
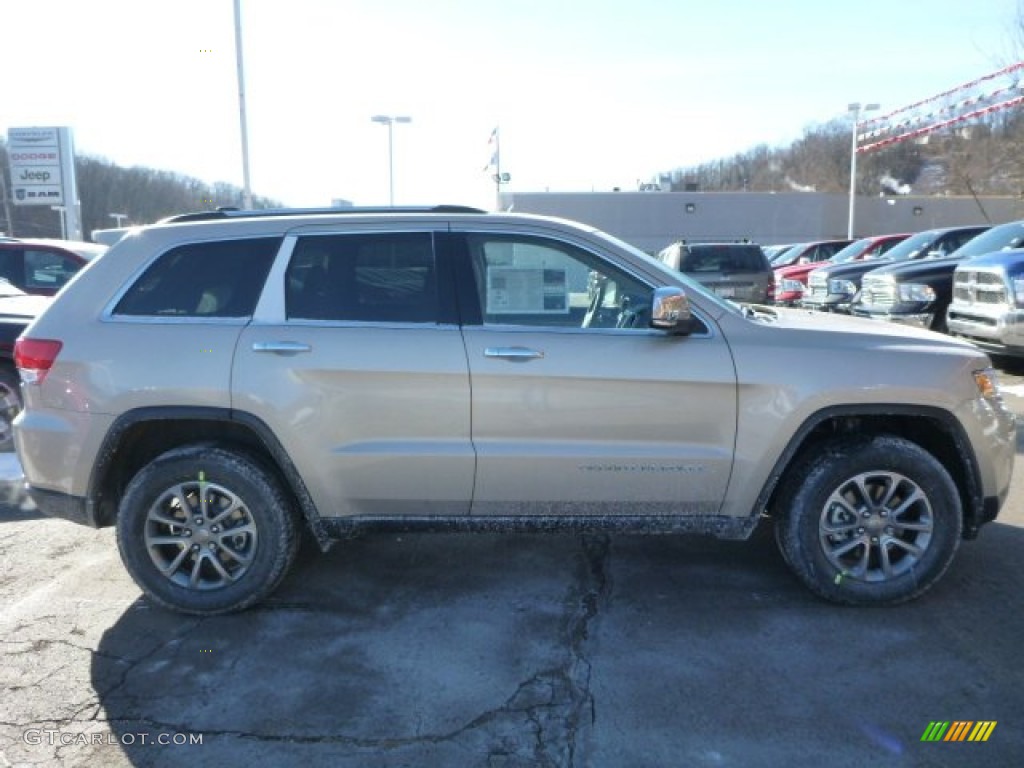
[114,237,280,317]
[286,232,438,323]
[466,233,653,330]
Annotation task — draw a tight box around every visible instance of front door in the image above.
[454,231,737,517]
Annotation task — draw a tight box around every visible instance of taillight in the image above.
[14,338,63,384]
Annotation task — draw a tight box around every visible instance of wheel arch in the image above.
[86,406,328,547]
[757,404,985,538]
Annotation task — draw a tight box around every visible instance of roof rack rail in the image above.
[161,205,487,224]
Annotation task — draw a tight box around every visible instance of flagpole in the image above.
[493,129,501,210]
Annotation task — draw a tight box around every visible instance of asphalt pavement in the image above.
[2,389,1024,767]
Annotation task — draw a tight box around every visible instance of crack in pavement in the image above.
[86,535,613,766]
[6,537,614,766]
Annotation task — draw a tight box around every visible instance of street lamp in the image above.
[370,115,412,205]
[847,101,879,238]
[109,213,129,227]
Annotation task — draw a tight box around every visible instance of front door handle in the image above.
[484,346,545,361]
[252,341,312,355]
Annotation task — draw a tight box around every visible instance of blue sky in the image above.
[3,0,1021,210]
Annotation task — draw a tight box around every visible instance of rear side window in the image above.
[114,237,280,317]
[285,232,438,323]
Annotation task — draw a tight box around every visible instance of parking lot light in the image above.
[848,101,879,238]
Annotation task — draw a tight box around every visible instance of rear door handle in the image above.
[484,346,545,361]
[252,341,312,355]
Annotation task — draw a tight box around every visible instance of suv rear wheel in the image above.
[116,444,300,615]
[775,435,961,604]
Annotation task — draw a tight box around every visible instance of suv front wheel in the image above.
[116,444,300,615]
[775,435,962,605]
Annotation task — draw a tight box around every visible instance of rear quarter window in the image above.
[114,237,281,317]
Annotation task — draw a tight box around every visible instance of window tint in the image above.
[0,250,23,288]
[286,232,437,323]
[25,249,81,291]
[679,245,767,273]
[114,237,280,317]
[466,233,653,329]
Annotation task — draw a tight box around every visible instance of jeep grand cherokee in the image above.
[13,207,1015,614]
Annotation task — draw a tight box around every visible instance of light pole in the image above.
[847,101,879,238]
[109,213,129,227]
[371,115,412,205]
[233,0,253,210]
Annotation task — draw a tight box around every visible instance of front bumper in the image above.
[852,308,935,329]
[947,304,1024,355]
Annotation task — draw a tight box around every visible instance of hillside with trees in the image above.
[656,107,1024,200]
[0,144,280,239]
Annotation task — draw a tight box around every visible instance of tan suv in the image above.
[13,207,1015,614]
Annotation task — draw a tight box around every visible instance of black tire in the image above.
[0,366,23,452]
[774,435,962,605]
[116,444,300,615]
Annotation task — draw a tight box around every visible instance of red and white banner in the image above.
[857,63,1024,154]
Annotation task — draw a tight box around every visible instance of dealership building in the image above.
[498,191,1024,254]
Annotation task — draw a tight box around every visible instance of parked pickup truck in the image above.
[854,220,1024,332]
[947,248,1024,356]
[802,226,988,313]
[774,234,908,306]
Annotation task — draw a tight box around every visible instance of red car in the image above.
[773,234,909,306]
[0,238,107,296]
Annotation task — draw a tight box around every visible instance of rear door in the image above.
[234,227,474,519]
[453,228,737,517]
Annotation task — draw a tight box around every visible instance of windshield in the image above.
[829,238,874,264]
[875,230,944,262]
[770,244,805,266]
[948,220,1024,259]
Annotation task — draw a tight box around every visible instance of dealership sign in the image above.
[7,126,68,205]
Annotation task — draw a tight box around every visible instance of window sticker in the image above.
[486,266,568,314]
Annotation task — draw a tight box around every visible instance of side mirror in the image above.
[650,286,693,334]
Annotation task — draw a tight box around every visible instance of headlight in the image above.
[829,279,856,295]
[780,279,804,293]
[897,283,936,303]
[974,368,1002,400]
[1012,276,1024,306]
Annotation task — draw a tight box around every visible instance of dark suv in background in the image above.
[656,241,773,303]
[854,220,1024,332]
[802,226,988,313]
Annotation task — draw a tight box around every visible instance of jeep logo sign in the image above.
[18,168,53,183]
